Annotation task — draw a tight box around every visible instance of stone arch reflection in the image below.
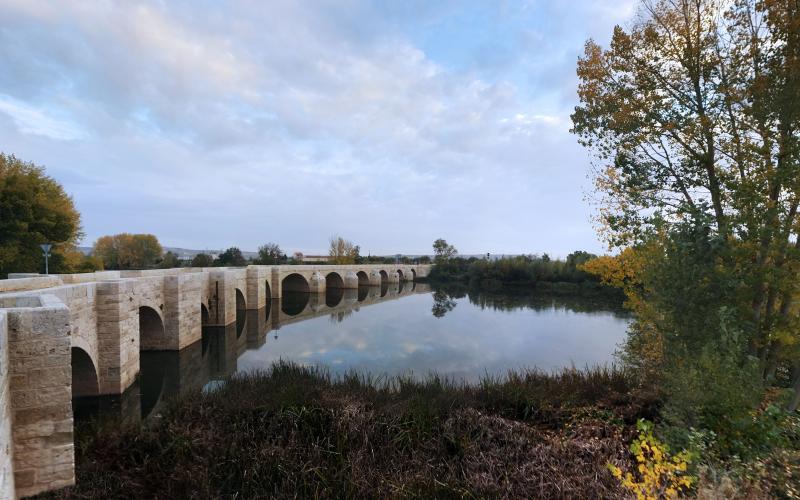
[326,286,344,307]
[139,351,168,419]
[282,291,309,316]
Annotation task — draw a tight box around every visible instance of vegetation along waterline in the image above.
[43,362,656,499]
[42,362,800,499]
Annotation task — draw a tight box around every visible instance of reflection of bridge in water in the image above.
[77,281,431,429]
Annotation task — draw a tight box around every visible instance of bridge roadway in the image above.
[0,263,431,498]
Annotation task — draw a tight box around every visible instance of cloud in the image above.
[0,94,87,140]
[0,0,634,255]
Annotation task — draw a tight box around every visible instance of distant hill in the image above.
[77,246,258,260]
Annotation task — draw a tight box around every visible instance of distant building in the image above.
[301,255,331,263]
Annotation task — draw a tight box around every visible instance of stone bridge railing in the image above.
[0,263,431,498]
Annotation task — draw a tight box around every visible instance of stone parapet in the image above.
[3,294,74,498]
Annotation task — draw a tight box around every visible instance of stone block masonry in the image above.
[0,310,15,500]
[2,295,73,498]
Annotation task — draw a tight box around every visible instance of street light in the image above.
[39,244,52,274]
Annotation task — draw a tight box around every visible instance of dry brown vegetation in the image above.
[41,363,657,499]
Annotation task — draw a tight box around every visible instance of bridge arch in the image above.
[411,269,417,281]
[235,288,246,337]
[265,280,272,301]
[379,270,389,284]
[397,269,405,281]
[326,271,345,289]
[282,273,310,294]
[356,271,369,286]
[201,303,210,325]
[71,346,99,397]
[139,306,165,350]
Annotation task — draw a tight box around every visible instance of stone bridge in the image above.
[0,263,431,498]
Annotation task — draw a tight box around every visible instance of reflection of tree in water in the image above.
[431,289,458,318]
[431,285,628,318]
[329,309,354,323]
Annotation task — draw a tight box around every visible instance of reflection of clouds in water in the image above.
[237,292,630,383]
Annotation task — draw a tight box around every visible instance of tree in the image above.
[432,238,457,263]
[328,236,360,264]
[74,253,103,273]
[159,251,180,269]
[190,253,213,267]
[572,0,800,412]
[92,233,163,270]
[256,243,283,264]
[0,153,83,277]
[215,247,246,267]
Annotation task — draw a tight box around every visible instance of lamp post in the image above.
[39,244,52,274]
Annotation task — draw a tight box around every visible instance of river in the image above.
[75,282,630,424]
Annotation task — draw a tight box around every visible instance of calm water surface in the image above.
[75,283,630,424]
[242,286,629,381]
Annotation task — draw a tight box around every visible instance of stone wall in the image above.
[163,273,203,350]
[5,295,74,498]
[0,276,63,294]
[95,281,140,394]
[0,310,15,499]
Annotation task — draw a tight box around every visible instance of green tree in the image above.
[159,251,180,269]
[0,154,83,277]
[74,253,104,273]
[572,0,800,414]
[215,247,247,267]
[432,238,457,264]
[190,253,213,267]
[92,233,163,270]
[328,236,360,264]
[256,243,283,264]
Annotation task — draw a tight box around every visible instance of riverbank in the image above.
[422,254,625,302]
[42,363,656,498]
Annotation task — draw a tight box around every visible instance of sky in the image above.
[0,0,636,256]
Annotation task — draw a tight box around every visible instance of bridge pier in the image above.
[368,270,382,287]
[95,280,141,395]
[309,272,325,294]
[1,295,74,498]
[343,271,359,289]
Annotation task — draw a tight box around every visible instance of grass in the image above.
[41,362,658,499]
